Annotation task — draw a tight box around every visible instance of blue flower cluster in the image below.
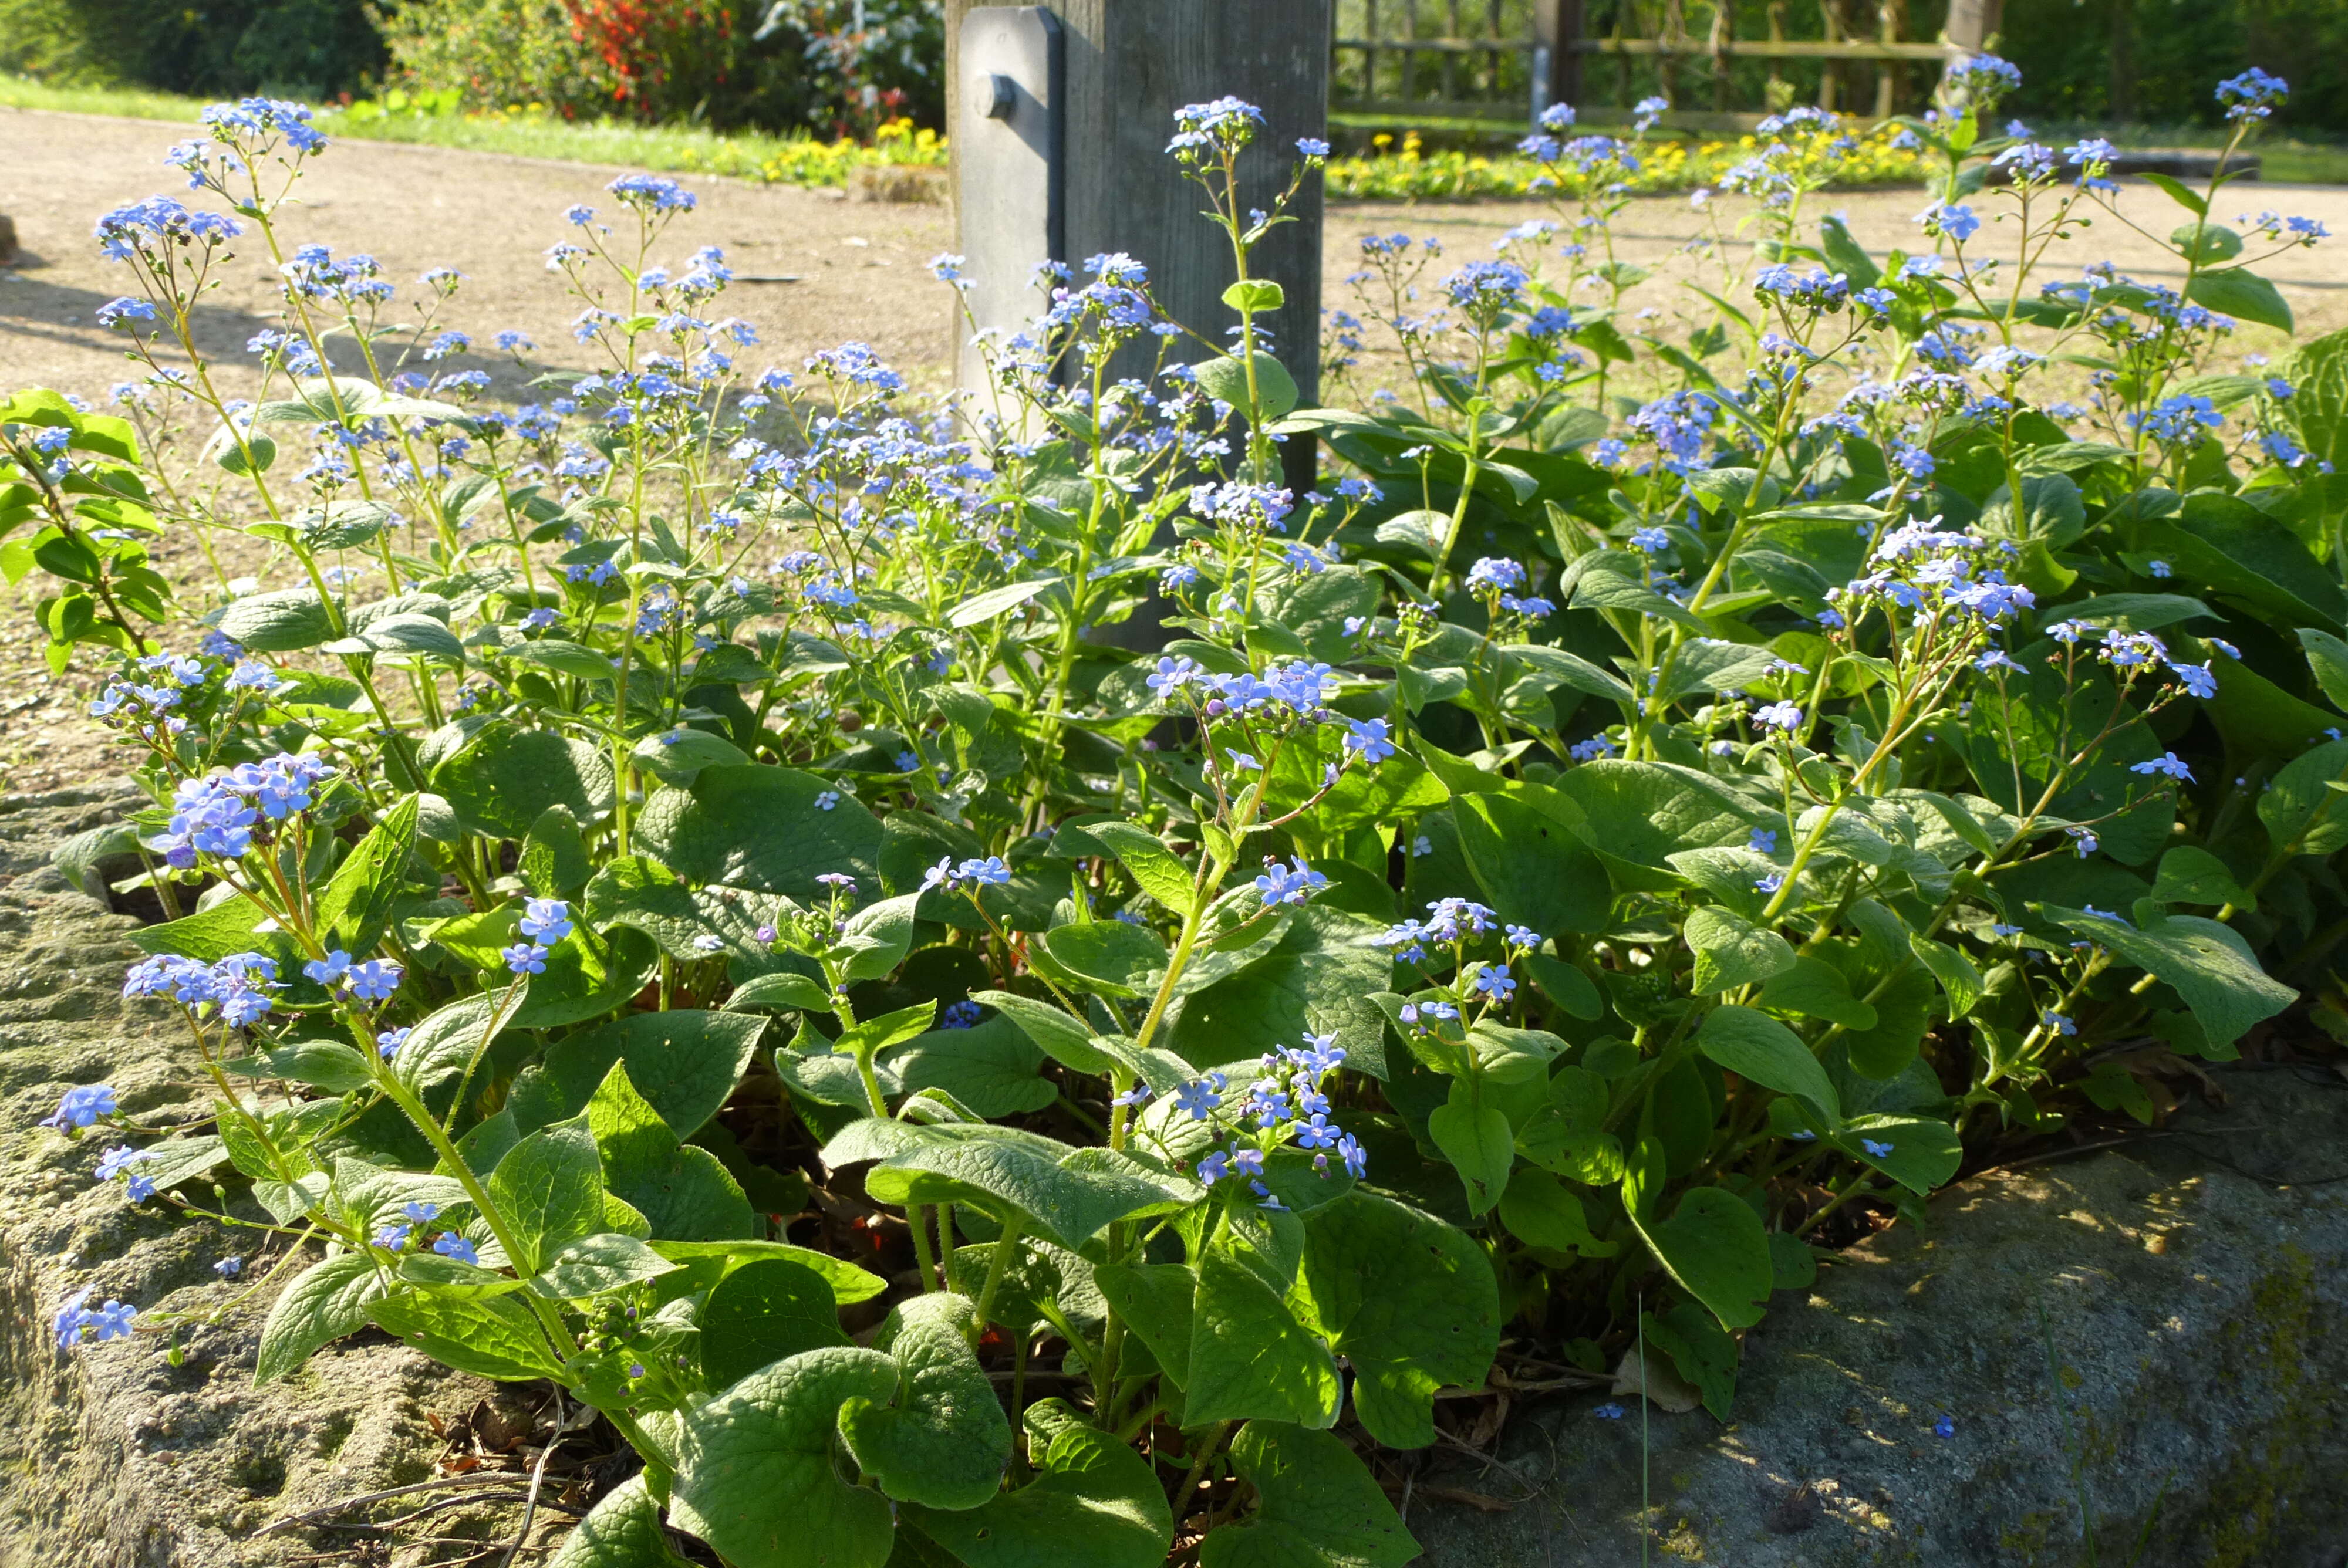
[123,952,279,1027]
[54,1286,138,1350]
[156,754,335,867]
[1169,1034,1367,1205]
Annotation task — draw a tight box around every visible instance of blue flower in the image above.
[1254,858,1327,907]
[347,959,403,1003]
[1296,137,1331,158]
[433,1234,481,1266]
[2041,1010,2076,1036]
[42,1084,117,1130]
[1748,828,1779,854]
[503,942,549,976]
[1173,1077,1226,1121]
[2130,751,2194,782]
[214,1256,243,1279]
[1860,1138,1896,1158]
[518,898,573,943]
[377,1027,410,1060]
[1918,202,1981,244]
[1196,1150,1233,1184]
[1934,1414,1956,1438]
[1344,717,1396,765]
[1593,1402,1626,1420]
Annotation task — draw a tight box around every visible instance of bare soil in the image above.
[2,104,2343,792]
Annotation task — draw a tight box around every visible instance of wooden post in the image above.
[946,0,1330,421]
[1943,0,2002,55]
[1530,0,1583,120]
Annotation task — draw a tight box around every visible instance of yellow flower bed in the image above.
[1325,126,1931,201]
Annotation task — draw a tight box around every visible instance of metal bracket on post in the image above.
[953,6,1063,396]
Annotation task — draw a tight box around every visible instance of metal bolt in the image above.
[977,72,1017,120]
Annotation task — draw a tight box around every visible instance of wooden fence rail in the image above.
[1332,0,2005,126]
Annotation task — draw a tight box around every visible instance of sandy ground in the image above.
[2,103,2343,790]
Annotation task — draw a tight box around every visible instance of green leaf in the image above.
[2151,845,2251,909]
[1183,1244,1341,1430]
[1197,1422,1418,1568]
[514,637,619,681]
[700,1257,853,1391]
[888,1015,1056,1117]
[951,1235,1104,1342]
[2136,493,2344,631]
[633,726,751,785]
[547,1476,689,1568]
[431,721,617,839]
[1165,907,1394,1077]
[1503,641,1635,704]
[1081,820,1199,917]
[821,1120,1196,1249]
[1092,1262,1196,1387]
[2259,739,2348,857]
[2187,266,2293,333]
[1553,759,1772,888]
[1641,1302,1739,1421]
[1816,941,1935,1080]
[904,1421,1171,1568]
[1453,788,1613,937]
[1629,1185,1773,1331]
[534,1232,680,1300]
[584,1063,761,1243]
[521,804,593,898]
[969,989,1109,1074]
[129,893,298,965]
[1817,214,1880,288]
[399,1253,529,1297]
[217,586,338,651]
[393,985,525,1104]
[2299,628,2348,712]
[2041,905,2296,1053]
[1222,278,1287,313]
[1908,932,1986,1017]
[1426,1078,1515,1216]
[838,892,923,981]
[1034,920,1165,998]
[369,1290,565,1381]
[1523,950,1604,1019]
[1833,1113,1962,1195]
[635,765,883,900]
[947,576,1058,628]
[1295,1190,1499,1448]
[1192,353,1300,422]
[1684,907,1796,993]
[1498,1165,1615,1258]
[1696,1005,1840,1123]
[839,1292,1013,1510]
[486,1114,605,1273]
[2140,171,2207,216]
[329,611,465,661]
[254,1252,385,1385]
[311,795,419,956]
[532,1009,767,1141]
[670,1347,900,1568]
[222,1039,374,1093]
[725,971,836,1013]
[647,1238,885,1305]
